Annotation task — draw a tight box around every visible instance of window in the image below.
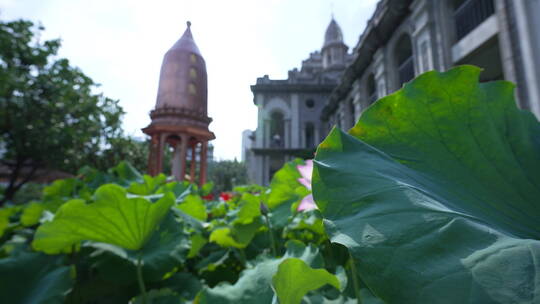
[367,74,377,104]
[305,99,315,108]
[305,122,315,148]
[188,83,197,95]
[190,54,197,63]
[349,100,356,128]
[190,68,197,79]
[395,34,414,87]
[269,111,284,148]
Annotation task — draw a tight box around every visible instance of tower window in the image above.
[190,54,197,63]
[190,68,197,79]
[188,83,197,95]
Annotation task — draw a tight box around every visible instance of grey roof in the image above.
[323,18,344,48]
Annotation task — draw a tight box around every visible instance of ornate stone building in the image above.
[244,18,354,185]
[143,22,215,185]
[322,0,540,129]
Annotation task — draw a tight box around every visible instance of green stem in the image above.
[264,214,277,256]
[136,254,148,304]
[348,255,362,304]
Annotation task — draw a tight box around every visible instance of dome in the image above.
[323,18,344,48]
[155,21,208,115]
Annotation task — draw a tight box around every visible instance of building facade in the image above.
[322,0,540,129]
[245,19,354,185]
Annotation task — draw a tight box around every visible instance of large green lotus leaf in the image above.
[198,240,323,304]
[235,193,261,224]
[272,258,340,304]
[0,251,73,304]
[90,213,189,283]
[32,184,174,253]
[209,220,262,249]
[132,289,184,304]
[158,272,202,300]
[312,66,540,303]
[0,206,18,237]
[176,194,207,221]
[128,174,167,195]
[21,202,45,226]
[267,159,311,228]
[110,161,143,185]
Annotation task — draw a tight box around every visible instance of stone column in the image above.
[179,134,188,181]
[157,133,166,174]
[190,143,197,183]
[171,141,182,181]
[199,141,208,185]
[147,134,159,176]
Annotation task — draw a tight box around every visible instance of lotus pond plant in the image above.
[0,65,537,304]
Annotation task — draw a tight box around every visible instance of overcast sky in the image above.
[0,0,378,160]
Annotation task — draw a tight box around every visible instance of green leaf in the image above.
[313,66,540,303]
[267,159,304,209]
[201,182,214,196]
[159,272,202,300]
[0,251,73,304]
[176,194,207,221]
[128,174,167,195]
[272,258,340,304]
[233,193,261,225]
[21,202,45,226]
[90,213,189,283]
[132,289,183,304]
[198,241,323,304]
[188,233,208,258]
[209,220,261,249]
[32,184,174,253]
[0,206,18,237]
[111,161,143,184]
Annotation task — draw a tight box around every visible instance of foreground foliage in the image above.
[0,159,344,303]
[0,66,537,303]
[313,65,540,303]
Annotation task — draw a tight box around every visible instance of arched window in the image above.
[305,122,315,148]
[367,74,377,104]
[189,68,197,79]
[349,100,356,128]
[269,111,284,148]
[188,83,197,95]
[395,34,414,87]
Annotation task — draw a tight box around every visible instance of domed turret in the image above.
[321,18,348,70]
[143,21,214,185]
[323,19,344,47]
[155,21,208,115]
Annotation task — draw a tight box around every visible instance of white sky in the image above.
[0,0,378,160]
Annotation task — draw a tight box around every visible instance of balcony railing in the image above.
[454,0,495,41]
[398,56,415,86]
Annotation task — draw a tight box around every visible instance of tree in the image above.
[207,159,248,193]
[91,136,149,174]
[0,20,124,205]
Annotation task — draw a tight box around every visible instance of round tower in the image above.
[321,18,348,70]
[143,21,215,184]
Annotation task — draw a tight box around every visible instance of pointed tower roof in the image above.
[323,18,344,48]
[169,21,202,56]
